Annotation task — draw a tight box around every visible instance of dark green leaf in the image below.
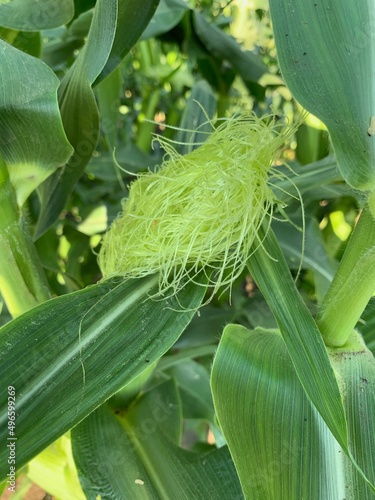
[36,0,118,237]
[193,12,267,85]
[0,275,206,478]
[96,0,160,84]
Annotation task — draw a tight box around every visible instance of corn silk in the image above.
[99,114,299,294]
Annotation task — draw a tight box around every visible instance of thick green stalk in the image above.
[317,208,375,347]
[0,158,49,317]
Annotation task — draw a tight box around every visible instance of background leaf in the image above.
[0,0,74,31]
[72,380,243,499]
[96,0,160,84]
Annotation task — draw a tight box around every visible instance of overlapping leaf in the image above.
[0,0,74,31]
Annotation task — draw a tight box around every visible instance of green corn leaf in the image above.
[174,80,216,155]
[141,0,190,41]
[211,325,375,499]
[0,40,73,206]
[193,11,267,85]
[0,0,74,31]
[36,0,161,237]
[246,226,375,492]
[268,1,375,191]
[72,380,242,499]
[36,0,117,238]
[0,275,206,479]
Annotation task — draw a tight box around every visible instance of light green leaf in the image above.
[36,0,117,237]
[0,40,73,206]
[269,1,375,191]
[0,275,206,479]
[211,325,374,499]
[72,380,243,499]
[0,0,74,31]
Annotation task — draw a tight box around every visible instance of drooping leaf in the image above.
[0,0,74,31]
[36,0,117,237]
[72,380,243,499]
[0,275,206,479]
[36,0,161,237]
[0,40,73,205]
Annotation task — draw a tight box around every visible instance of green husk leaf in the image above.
[35,0,118,237]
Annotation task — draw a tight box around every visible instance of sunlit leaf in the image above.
[0,40,73,205]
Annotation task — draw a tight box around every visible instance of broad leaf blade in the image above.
[0,275,206,478]
[0,0,74,30]
[0,40,73,205]
[211,325,346,498]
[212,325,375,499]
[72,380,243,499]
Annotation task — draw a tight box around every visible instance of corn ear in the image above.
[269,1,375,191]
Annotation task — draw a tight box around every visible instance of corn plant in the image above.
[0,0,374,499]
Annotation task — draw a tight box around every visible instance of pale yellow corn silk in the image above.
[99,114,298,295]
